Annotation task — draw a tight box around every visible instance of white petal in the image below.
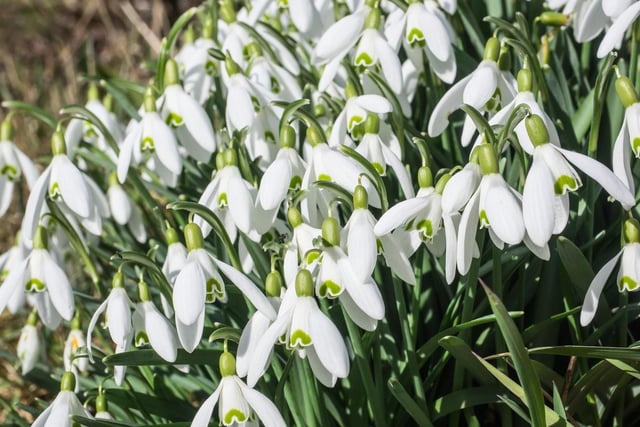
[597,2,640,58]
[191,383,223,427]
[482,175,525,245]
[441,163,481,214]
[106,288,132,347]
[22,168,51,240]
[86,298,109,363]
[176,309,204,352]
[43,255,74,320]
[227,169,254,233]
[313,13,365,64]
[307,345,338,387]
[308,304,349,378]
[246,309,291,387]
[237,312,272,378]
[147,113,182,175]
[347,212,377,282]
[523,155,556,247]
[427,73,472,137]
[117,124,141,183]
[170,86,216,156]
[462,62,498,108]
[443,213,459,284]
[0,258,27,314]
[457,189,480,275]
[613,118,634,194]
[143,302,178,362]
[580,250,622,326]
[380,143,415,198]
[173,261,206,325]
[52,156,91,218]
[354,95,393,114]
[374,35,403,94]
[238,380,287,427]
[553,193,570,234]
[375,196,427,236]
[258,156,292,210]
[226,83,255,131]
[108,186,132,225]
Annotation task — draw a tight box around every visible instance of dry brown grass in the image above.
[0,1,198,422]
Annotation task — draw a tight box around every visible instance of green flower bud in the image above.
[280,124,296,149]
[184,223,204,251]
[1,118,13,141]
[295,269,314,297]
[483,37,500,62]
[219,351,236,377]
[476,144,499,175]
[265,270,283,297]
[364,113,380,134]
[96,394,108,413]
[288,206,303,228]
[144,87,157,113]
[517,69,532,93]
[616,76,639,108]
[60,371,76,392]
[33,226,48,250]
[165,226,180,245]
[624,218,640,244]
[418,166,433,189]
[539,11,568,26]
[314,104,326,118]
[112,271,125,289]
[164,59,180,87]
[51,130,67,156]
[365,7,381,30]
[322,217,340,246]
[353,185,368,209]
[525,114,550,147]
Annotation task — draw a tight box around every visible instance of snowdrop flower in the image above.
[118,88,183,187]
[107,173,146,243]
[63,313,88,378]
[22,130,109,241]
[133,279,179,363]
[385,0,457,83]
[172,223,276,352]
[613,75,640,194]
[597,0,640,58]
[283,207,322,287]
[195,148,256,241]
[160,226,187,317]
[17,310,40,375]
[0,226,73,329]
[248,269,350,388]
[0,234,29,314]
[64,84,124,158]
[457,144,525,275]
[257,124,307,213]
[0,118,39,217]
[86,271,133,384]
[159,59,216,161]
[32,371,92,427]
[236,270,283,377]
[191,351,286,427]
[175,20,217,105]
[540,1,607,43]
[581,218,640,326]
[428,37,517,146]
[247,43,302,102]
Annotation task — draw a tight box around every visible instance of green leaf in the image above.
[71,416,136,427]
[59,104,119,155]
[480,281,547,427]
[432,386,504,419]
[99,79,142,121]
[552,383,568,422]
[337,144,388,211]
[1,100,57,128]
[529,345,640,361]
[387,378,433,427]
[111,251,173,303]
[103,349,219,366]
[277,98,311,130]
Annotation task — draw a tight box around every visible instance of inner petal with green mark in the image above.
[265,131,276,144]
[318,280,342,298]
[270,77,281,94]
[289,175,302,192]
[554,175,579,195]
[24,278,45,293]
[166,112,183,127]
[372,162,384,175]
[619,276,638,292]
[407,28,425,48]
[317,173,331,182]
[417,219,434,241]
[49,182,61,201]
[632,137,640,157]
[205,60,216,76]
[84,124,98,139]
[290,329,312,348]
[1,164,18,181]
[141,137,155,153]
[218,192,228,208]
[479,210,490,227]
[484,88,502,112]
[305,250,320,265]
[224,409,248,425]
[250,95,261,113]
[355,52,374,68]
[135,331,149,347]
[205,278,225,303]
[348,115,364,131]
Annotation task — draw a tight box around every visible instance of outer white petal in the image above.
[613,117,634,194]
[176,309,205,352]
[347,211,377,282]
[307,345,337,387]
[354,95,393,114]
[381,233,416,285]
[147,113,182,175]
[457,189,480,275]
[226,83,255,131]
[428,73,472,137]
[237,312,272,377]
[523,234,550,261]
[108,186,131,225]
[443,213,459,284]
[143,302,178,362]
[43,255,74,320]
[559,147,636,210]
[258,156,292,210]
[580,250,623,326]
[106,288,132,347]
[380,143,415,198]
[22,168,51,240]
[227,168,254,233]
[238,379,286,427]
[553,193,570,234]
[52,156,91,218]
[523,154,556,247]
[173,261,206,325]
[597,2,640,58]
[463,63,498,109]
[374,35,403,94]
[313,13,365,64]
[417,6,451,62]
[0,258,27,314]
[374,196,427,236]
[191,383,223,427]
[246,309,291,387]
[214,258,276,320]
[289,0,314,33]
[441,163,481,214]
[169,86,216,156]
[117,124,141,183]
[573,0,608,42]
[482,175,525,245]
[308,304,349,378]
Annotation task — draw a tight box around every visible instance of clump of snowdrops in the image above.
[3,0,640,426]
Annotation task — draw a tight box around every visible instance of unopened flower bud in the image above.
[525,114,550,147]
[616,76,639,108]
[483,37,500,62]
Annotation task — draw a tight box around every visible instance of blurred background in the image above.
[0,1,197,422]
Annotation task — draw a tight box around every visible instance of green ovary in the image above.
[206,278,225,303]
[319,280,341,298]
[554,175,578,195]
[619,276,638,291]
[290,329,312,347]
[24,278,45,292]
[224,409,248,425]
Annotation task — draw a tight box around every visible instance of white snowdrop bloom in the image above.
[456,144,525,275]
[64,85,124,158]
[597,0,640,57]
[247,44,302,102]
[159,59,216,161]
[247,269,350,388]
[175,21,217,105]
[427,37,517,146]
[17,311,40,375]
[0,119,39,217]
[257,125,307,213]
[385,0,457,83]
[0,235,29,314]
[192,352,286,427]
[0,226,73,329]
[133,280,179,363]
[328,90,393,147]
[118,88,183,187]
[160,227,188,317]
[63,317,88,378]
[172,224,276,352]
[32,372,92,427]
[283,207,322,287]
[107,174,146,243]
[613,75,640,194]
[236,270,283,378]
[22,130,109,241]
[581,218,640,326]
[195,148,256,241]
